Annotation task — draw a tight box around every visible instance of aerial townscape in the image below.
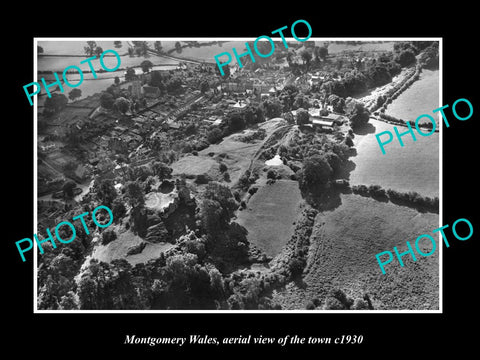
[36,39,439,310]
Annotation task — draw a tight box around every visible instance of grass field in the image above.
[386,69,440,124]
[350,119,439,198]
[271,193,439,310]
[236,179,303,257]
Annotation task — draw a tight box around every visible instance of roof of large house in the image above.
[312,119,334,127]
[320,113,341,121]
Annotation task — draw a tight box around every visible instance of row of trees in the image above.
[370,66,421,113]
[317,41,426,100]
[377,112,436,131]
[351,184,439,212]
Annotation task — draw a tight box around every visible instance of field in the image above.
[326,41,394,54]
[271,193,439,310]
[236,179,303,257]
[349,119,439,198]
[171,118,288,186]
[171,155,220,178]
[170,41,247,62]
[386,69,440,124]
[89,227,174,266]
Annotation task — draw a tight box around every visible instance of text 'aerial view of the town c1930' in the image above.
[35,39,440,312]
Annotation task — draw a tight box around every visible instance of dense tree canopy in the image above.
[300,50,312,66]
[395,49,416,67]
[299,154,333,193]
[296,108,310,125]
[124,180,145,207]
[44,93,68,115]
[328,94,345,113]
[125,67,136,81]
[113,97,130,114]
[84,41,97,57]
[227,112,246,132]
[140,60,153,73]
[100,92,115,109]
[346,99,370,128]
[94,178,117,207]
[62,180,77,198]
[68,88,82,102]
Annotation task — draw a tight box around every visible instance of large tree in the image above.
[200,80,209,93]
[261,99,282,119]
[68,88,82,102]
[44,93,68,114]
[203,181,237,217]
[84,41,97,57]
[395,49,416,67]
[215,63,230,78]
[62,180,77,198]
[166,77,183,93]
[95,178,117,207]
[100,92,115,110]
[300,50,312,66]
[199,199,229,236]
[151,161,172,180]
[94,46,104,57]
[140,60,154,73]
[328,94,345,113]
[125,67,136,81]
[175,41,182,52]
[113,97,130,114]
[149,71,164,89]
[296,108,310,125]
[346,99,370,128]
[124,180,145,207]
[299,154,333,193]
[227,112,246,132]
[316,46,328,61]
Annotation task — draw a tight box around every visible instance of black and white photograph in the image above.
[33,38,440,312]
[6,8,478,356]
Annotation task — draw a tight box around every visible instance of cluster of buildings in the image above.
[38,52,351,202]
